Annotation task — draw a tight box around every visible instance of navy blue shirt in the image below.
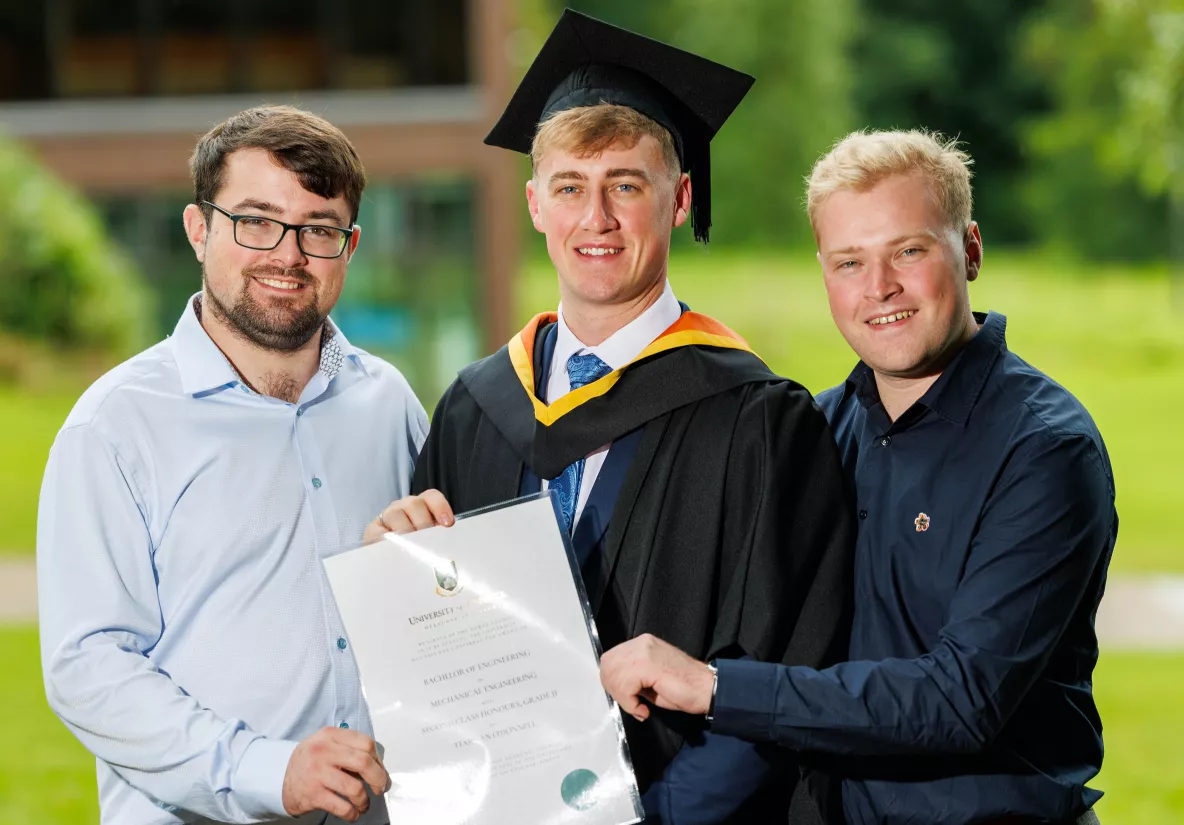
[711,312,1116,823]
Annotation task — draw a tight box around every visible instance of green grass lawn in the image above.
[0,389,76,555]
[3,622,1178,822]
[1092,650,1184,822]
[3,251,1182,573]
[1,626,100,823]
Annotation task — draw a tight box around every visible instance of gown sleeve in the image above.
[712,381,856,671]
[411,381,463,496]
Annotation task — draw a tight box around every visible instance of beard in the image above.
[202,263,327,352]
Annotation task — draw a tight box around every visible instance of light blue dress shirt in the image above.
[37,297,428,824]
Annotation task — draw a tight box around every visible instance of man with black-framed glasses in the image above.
[201,200,355,260]
[37,105,426,824]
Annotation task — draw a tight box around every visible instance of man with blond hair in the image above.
[365,10,854,824]
[600,129,1115,825]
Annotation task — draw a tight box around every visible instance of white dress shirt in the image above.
[37,297,427,824]
[543,281,682,523]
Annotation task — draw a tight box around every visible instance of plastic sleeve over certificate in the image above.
[323,493,643,825]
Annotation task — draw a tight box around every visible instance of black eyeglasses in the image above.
[202,201,354,259]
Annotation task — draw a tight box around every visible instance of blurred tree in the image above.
[1088,0,1182,296]
[850,0,1052,245]
[515,0,857,247]
[0,132,152,361]
[1022,0,1178,261]
[553,0,661,36]
[663,0,856,247]
[1103,1,1184,202]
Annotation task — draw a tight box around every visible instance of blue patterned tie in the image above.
[551,352,613,535]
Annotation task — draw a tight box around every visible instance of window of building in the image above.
[0,0,468,102]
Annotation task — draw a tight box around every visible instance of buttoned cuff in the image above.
[234,737,299,818]
[709,658,781,744]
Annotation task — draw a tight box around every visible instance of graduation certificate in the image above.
[322,493,643,825]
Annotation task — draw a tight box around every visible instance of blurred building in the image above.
[0,0,520,401]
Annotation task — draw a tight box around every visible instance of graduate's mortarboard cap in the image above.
[484,9,754,243]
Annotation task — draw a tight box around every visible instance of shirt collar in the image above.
[923,311,1006,423]
[843,311,1007,426]
[318,317,368,380]
[170,294,367,396]
[551,280,683,377]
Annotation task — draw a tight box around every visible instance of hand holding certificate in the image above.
[323,493,643,825]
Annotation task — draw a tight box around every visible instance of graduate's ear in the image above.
[182,203,208,263]
[671,172,691,229]
[525,179,545,233]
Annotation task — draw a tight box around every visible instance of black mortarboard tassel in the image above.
[485,9,754,243]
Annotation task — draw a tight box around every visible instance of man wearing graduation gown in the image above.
[366,11,854,823]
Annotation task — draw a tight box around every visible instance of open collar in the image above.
[170,294,367,396]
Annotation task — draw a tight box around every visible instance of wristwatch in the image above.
[705,659,719,722]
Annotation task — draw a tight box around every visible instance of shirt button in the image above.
[336,637,347,650]
[312,477,322,489]
[880,436,892,447]
[858,509,868,520]
[339,721,350,729]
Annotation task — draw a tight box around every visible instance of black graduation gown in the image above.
[412,311,854,823]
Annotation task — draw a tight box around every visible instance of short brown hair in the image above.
[530,103,680,181]
[190,105,367,224]
[807,129,973,234]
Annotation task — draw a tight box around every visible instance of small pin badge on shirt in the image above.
[914,512,931,532]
